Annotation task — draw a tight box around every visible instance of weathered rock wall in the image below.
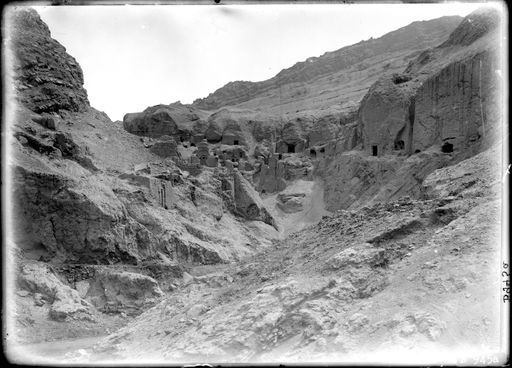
[358,7,501,157]
[233,171,277,229]
[321,8,502,211]
[8,8,89,113]
[412,50,500,152]
[358,75,415,156]
[12,163,155,264]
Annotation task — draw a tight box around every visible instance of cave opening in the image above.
[441,142,454,153]
[310,149,316,158]
[287,144,296,153]
[320,147,325,153]
[372,145,378,156]
[221,180,231,191]
[278,154,283,160]
[234,140,239,145]
[247,204,259,218]
[392,74,412,84]
[394,140,405,150]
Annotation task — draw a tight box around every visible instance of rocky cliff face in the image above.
[8,8,89,113]
[321,7,502,211]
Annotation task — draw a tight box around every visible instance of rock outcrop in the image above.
[358,76,415,156]
[276,193,305,213]
[359,7,501,157]
[123,102,207,140]
[8,8,89,113]
[321,7,502,211]
[85,270,164,316]
[233,171,277,229]
[18,262,95,322]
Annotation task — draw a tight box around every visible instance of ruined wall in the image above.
[148,178,176,209]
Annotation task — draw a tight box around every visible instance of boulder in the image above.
[86,270,164,316]
[123,103,203,139]
[53,132,98,171]
[205,121,223,142]
[32,114,58,130]
[326,243,387,270]
[17,262,95,321]
[276,193,305,213]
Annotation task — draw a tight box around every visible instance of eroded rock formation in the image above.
[8,8,89,113]
[6,6,505,362]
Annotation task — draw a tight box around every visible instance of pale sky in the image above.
[32,3,487,121]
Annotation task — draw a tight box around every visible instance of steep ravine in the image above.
[5,6,505,365]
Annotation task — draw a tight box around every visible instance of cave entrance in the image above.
[247,203,259,218]
[234,140,239,145]
[287,144,296,153]
[441,142,453,153]
[221,179,231,191]
[278,154,283,160]
[310,149,316,158]
[179,137,184,142]
[372,145,378,156]
[394,140,405,150]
